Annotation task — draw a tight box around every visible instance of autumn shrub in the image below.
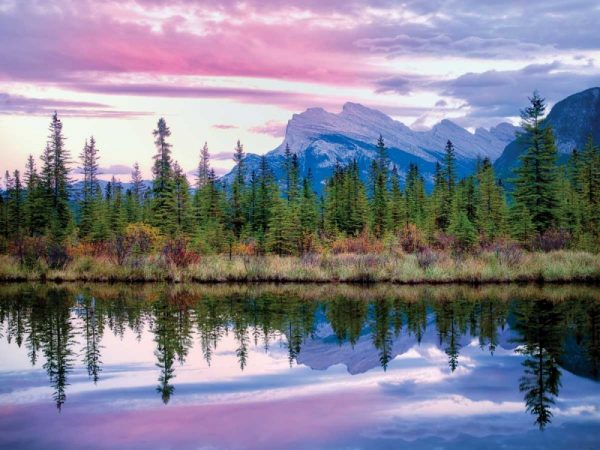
[489,240,523,266]
[125,223,162,255]
[162,237,201,268]
[9,236,47,268]
[432,232,456,252]
[416,247,439,269]
[46,241,72,269]
[399,224,427,253]
[232,241,257,257]
[532,229,571,252]
[331,231,383,254]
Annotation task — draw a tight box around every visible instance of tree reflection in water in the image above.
[1,283,599,429]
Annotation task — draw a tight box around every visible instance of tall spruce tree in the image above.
[513,92,559,233]
[78,137,100,239]
[151,118,177,235]
[46,112,72,240]
[371,135,389,237]
[24,154,46,236]
[230,140,246,237]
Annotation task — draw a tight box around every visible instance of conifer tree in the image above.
[476,158,508,239]
[513,92,559,233]
[24,155,46,236]
[230,140,246,237]
[388,166,405,233]
[6,170,24,238]
[197,142,210,188]
[151,118,177,235]
[130,162,145,223]
[78,137,100,239]
[46,112,72,240]
[173,162,193,234]
[371,135,389,237]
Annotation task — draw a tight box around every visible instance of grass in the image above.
[1,250,599,283]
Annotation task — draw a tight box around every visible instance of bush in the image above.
[532,229,571,252]
[9,236,47,268]
[399,224,427,253]
[46,242,72,269]
[331,231,383,254]
[416,248,439,269]
[162,237,201,268]
[490,240,523,266]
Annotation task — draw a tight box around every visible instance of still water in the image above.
[0,283,599,449]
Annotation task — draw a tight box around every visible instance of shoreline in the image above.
[1,250,599,284]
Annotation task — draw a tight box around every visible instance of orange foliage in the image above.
[331,231,384,254]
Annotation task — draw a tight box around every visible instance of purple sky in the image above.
[1,0,600,178]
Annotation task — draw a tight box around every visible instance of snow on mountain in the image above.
[225,102,518,191]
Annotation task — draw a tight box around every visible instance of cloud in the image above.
[435,61,600,119]
[248,120,286,137]
[0,93,149,118]
[212,124,238,130]
[74,164,133,175]
[211,151,234,161]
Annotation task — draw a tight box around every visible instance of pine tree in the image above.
[197,142,210,188]
[476,158,508,240]
[78,137,100,239]
[130,162,145,223]
[388,166,405,234]
[230,140,246,237]
[46,112,72,241]
[577,136,600,234]
[24,155,46,236]
[173,162,193,234]
[109,177,125,235]
[6,170,24,238]
[371,135,389,237]
[151,118,177,235]
[513,92,559,233]
[510,202,535,245]
[405,163,426,229]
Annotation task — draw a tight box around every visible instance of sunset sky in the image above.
[2,0,600,179]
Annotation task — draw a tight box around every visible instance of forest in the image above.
[0,92,599,282]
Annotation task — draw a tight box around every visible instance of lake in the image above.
[1,283,599,449]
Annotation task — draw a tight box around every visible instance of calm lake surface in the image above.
[1,283,599,450]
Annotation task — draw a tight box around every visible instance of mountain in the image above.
[224,102,519,192]
[494,87,600,181]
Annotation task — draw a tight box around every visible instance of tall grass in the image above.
[0,250,599,283]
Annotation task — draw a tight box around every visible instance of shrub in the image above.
[232,241,257,256]
[9,236,47,268]
[125,223,161,255]
[491,241,523,266]
[331,231,383,254]
[162,237,200,268]
[46,242,72,269]
[532,229,571,252]
[399,224,427,253]
[416,248,438,269]
[110,235,131,266]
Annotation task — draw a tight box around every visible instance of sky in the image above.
[2,0,600,180]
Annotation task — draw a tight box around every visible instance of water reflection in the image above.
[1,283,600,448]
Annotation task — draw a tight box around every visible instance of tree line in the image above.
[1,92,599,256]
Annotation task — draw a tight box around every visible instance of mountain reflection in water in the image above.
[1,283,599,450]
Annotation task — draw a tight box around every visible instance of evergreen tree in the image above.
[130,162,145,223]
[24,155,46,236]
[388,166,405,233]
[513,92,559,233]
[371,135,389,237]
[6,170,24,238]
[46,112,72,241]
[476,158,508,240]
[151,118,177,235]
[230,140,246,237]
[173,162,193,234]
[197,142,210,188]
[78,137,100,239]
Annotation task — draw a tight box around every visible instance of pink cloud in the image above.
[249,120,286,137]
[212,124,238,130]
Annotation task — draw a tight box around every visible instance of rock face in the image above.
[224,102,519,192]
[494,87,600,182]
